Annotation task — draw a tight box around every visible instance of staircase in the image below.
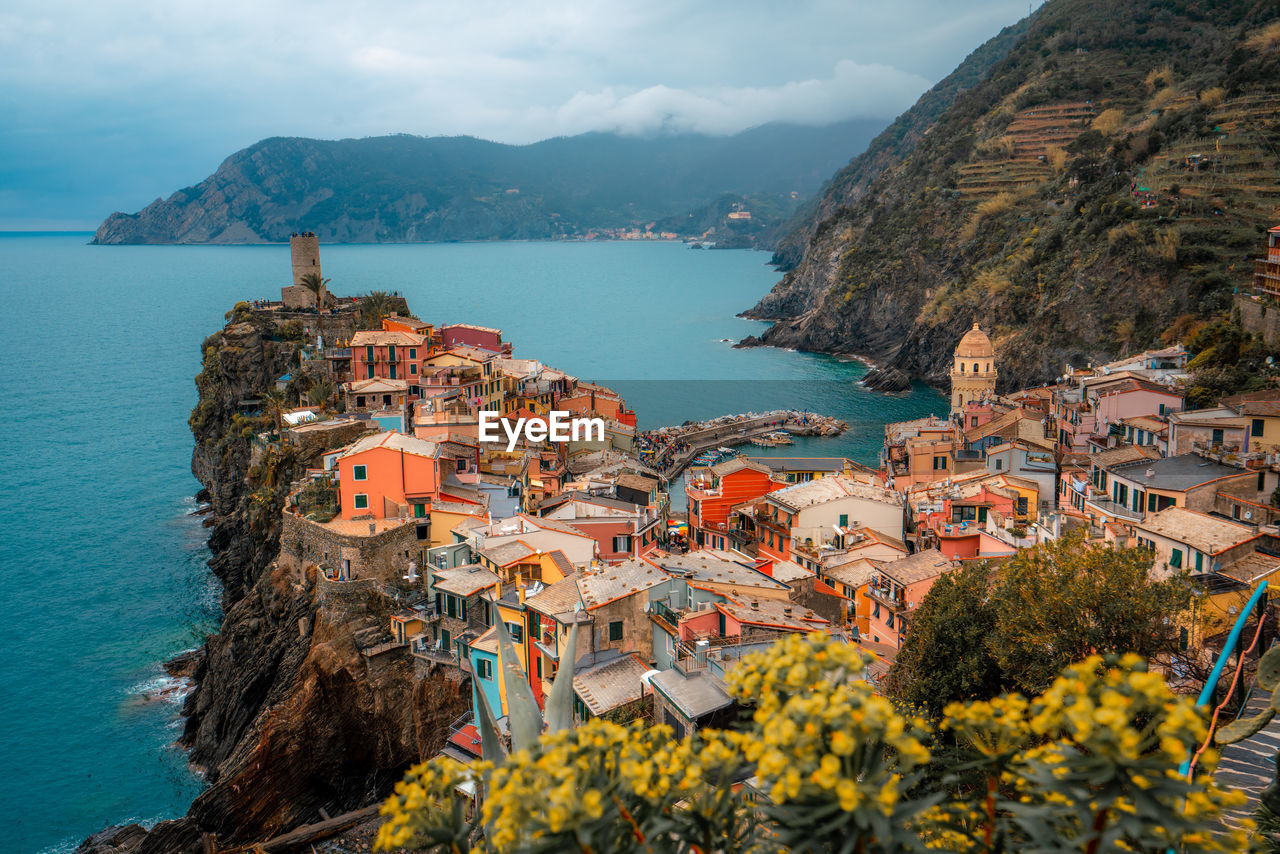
[1213,688,1280,828]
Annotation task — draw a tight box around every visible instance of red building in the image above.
[686,458,782,550]
[440,323,512,356]
[350,329,428,383]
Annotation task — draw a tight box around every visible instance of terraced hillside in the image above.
[745,0,1280,391]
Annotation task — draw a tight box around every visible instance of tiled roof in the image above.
[768,476,901,512]
[480,541,537,567]
[525,574,584,619]
[709,457,773,478]
[653,553,788,591]
[350,330,426,346]
[717,597,825,631]
[878,549,955,586]
[432,565,501,596]
[1221,552,1280,584]
[572,653,650,715]
[1136,508,1258,555]
[1110,453,1249,491]
[337,431,440,460]
[650,669,732,720]
[1090,445,1162,469]
[576,560,669,609]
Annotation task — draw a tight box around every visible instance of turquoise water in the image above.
[0,234,944,853]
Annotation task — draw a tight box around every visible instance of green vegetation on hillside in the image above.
[751,0,1280,389]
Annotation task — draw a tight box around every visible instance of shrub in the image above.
[376,634,1248,853]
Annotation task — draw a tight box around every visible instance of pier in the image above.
[640,410,846,478]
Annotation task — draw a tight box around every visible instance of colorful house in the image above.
[350,329,428,383]
[686,458,782,550]
[864,549,957,648]
[336,432,442,519]
[757,476,904,562]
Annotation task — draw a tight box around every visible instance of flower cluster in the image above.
[376,639,1252,854]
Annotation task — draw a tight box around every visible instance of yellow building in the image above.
[950,323,997,417]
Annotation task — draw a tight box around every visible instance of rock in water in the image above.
[862,367,912,393]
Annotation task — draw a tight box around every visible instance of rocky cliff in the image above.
[79,303,467,854]
[743,0,1280,390]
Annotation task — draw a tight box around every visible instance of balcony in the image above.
[1085,497,1143,522]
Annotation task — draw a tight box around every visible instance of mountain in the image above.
[743,0,1280,390]
[91,119,886,245]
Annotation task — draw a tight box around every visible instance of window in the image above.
[354,493,368,509]
[838,514,848,528]
[413,503,425,518]
[365,345,374,362]
[933,456,947,470]
[353,465,367,481]
[507,621,523,643]
[1170,549,1183,568]
[367,366,377,379]
[886,612,894,629]
[973,362,979,373]
[1212,428,1224,446]
[1158,403,1166,415]
[410,364,417,375]
[971,416,978,427]
[612,535,632,553]
[609,620,624,642]
[995,458,1003,471]
[1195,552,1204,571]
[388,345,397,362]
[1180,627,1189,651]
[476,659,492,680]
[445,595,457,618]
[456,457,467,472]
[389,363,398,380]
[408,348,416,359]
[535,656,542,678]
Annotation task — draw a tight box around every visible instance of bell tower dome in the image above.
[950,323,997,417]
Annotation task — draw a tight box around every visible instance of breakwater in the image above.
[640,410,847,477]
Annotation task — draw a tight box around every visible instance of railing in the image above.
[651,600,681,628]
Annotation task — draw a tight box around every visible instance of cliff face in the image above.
[744,0,1280,390]
[80,304,467,854]
[91,121,886,245]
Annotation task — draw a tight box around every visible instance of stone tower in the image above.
[290,232,322,286]
[949,323,997,417]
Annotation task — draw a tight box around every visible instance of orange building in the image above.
[864,550,957,648]
[686,458,782,550]
[336,432,443,519]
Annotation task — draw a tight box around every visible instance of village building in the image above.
[535,492,664,562]
[756,476,904,562]
[863,549,957,648]
[686,458,781,550]
[1167,407,1252,456]
[949,323,998,417]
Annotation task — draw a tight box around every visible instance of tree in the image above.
[298,272,330,295]
[307,377,335,411]
[262,388,288,433]
[990,535,1191,696]
[882,561,1002,715]
[358,291,393,329]
[885,534,1193,713]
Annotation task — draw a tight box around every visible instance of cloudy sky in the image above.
[0,0,1036,229]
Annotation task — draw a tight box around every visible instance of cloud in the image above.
[0,0,1038,224]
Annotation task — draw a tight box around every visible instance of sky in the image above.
[0,0,1037,229]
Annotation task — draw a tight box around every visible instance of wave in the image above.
[128,674,194,707]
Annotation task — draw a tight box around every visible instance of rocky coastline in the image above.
[77,302,468,854]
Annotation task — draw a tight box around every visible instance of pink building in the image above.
[864,549,957,648]
[350,330,428,384]
[1091,378,1183,440]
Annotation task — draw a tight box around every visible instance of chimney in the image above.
[368,522,376,535]
[751,600,759,610]
[784,606,793,617]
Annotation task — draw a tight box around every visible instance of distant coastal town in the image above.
[198,225,1280,848]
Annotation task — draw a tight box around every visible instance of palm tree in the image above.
[263,388,288,435]
[307,377,335,412]
[358,290,393,329]
[299,272,330,295]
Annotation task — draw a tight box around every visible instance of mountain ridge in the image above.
[91,120,886,245]
[742,0,1280,390]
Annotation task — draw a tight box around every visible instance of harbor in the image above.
[638,409,847,477]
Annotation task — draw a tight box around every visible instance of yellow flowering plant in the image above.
[375,635,1250,853]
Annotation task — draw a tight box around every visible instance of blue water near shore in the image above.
[0,233,944,853]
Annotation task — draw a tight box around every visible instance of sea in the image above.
[0,233,944,853]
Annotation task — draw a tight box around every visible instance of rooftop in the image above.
[432,565,502,597]
[1109,453,1249,491]
[1091,444,1162,469]
[878,549,955,586]
[1135,507,1258,556]
[345,377,411,394]
[577,560,669,609]
[717,597,827,631]
[649,669,733,720]
[653,554,788,591]
[745,456,847,473]
[572,653,650,716]
[1220,551,1280,584]
[337,431,440,461]
[350,329,426,347]
[768,476,901,512]
[524,574,585,620]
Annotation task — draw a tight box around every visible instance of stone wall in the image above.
[280,511,428,587]
[1237,294,1280,349]
[282,284,318,310]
